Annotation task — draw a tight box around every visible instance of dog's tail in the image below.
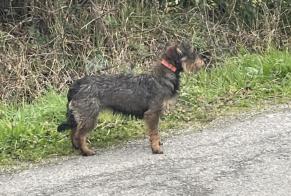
[57,122,71,132]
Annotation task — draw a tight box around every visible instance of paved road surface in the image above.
[0,108,291,195]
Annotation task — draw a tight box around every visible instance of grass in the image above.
[1,49,291,167]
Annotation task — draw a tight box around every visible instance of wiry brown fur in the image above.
[57,42,206,156]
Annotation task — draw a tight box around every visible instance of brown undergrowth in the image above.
[0,0,290,102]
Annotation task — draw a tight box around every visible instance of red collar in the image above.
[161,59,177,72]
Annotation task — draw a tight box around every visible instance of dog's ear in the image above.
[177,41,192,57]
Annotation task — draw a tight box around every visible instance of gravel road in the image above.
[1,108,291,196]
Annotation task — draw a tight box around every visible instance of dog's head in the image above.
[162,41,210,73]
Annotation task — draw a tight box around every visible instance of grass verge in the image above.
[1,49,291,167]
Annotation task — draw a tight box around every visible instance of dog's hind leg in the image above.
[69,98,99,156]
[144,109,163,154]
[71,128,80,149]
[79,129,96,156]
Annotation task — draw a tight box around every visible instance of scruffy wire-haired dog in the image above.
[57,42,206,156]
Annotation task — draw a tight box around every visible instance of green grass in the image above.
[1,49,291,166]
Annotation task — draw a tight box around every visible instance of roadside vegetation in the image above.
[0,0,290,166]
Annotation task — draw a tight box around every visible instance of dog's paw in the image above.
[151,147,164,154]
[82,149,96,156]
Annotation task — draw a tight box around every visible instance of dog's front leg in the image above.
[144,110,163,154]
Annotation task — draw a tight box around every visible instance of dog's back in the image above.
[66,74,173,118]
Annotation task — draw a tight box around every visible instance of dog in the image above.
[57,41,206,156]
